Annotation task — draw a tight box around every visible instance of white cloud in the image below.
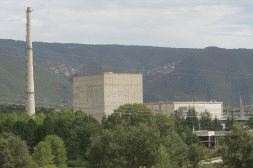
[0,0,252,48]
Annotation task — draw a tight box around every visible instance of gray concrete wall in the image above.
[73,74,105,121]
[73,73,143,122]
[162,103,174,115]
[104,73,143,117]
[145,102,174,115]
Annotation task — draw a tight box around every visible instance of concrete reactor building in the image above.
[73,72,143,121]
[145,101,223,119]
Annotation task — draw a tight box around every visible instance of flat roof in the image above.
[193,130,229,137]
[173,101,223,104]
[145,101,223,104]
[74,72,142,79]
[74,72,142,78]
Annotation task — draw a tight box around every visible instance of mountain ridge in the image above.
[1,39,253,107]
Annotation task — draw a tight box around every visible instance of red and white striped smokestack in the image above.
[26,7,35,115]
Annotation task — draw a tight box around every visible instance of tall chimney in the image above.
[26,7,35,115]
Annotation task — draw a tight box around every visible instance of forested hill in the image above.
[1,39,253,107]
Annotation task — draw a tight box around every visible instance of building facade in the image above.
[145,101,223,119]
[73,72,143,121]
[193,130,228,148]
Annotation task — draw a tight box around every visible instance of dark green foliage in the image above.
[23,119,38,148]
[0,111,100,163]
[0,113,18,132]
[0,133,37,168]
[0,105,225,167]
[124,124,161,167]
[155,145,173,168]
[199,112,222,131]
[161,131,188,168]
[225,115,235,131]
[89,104,203,168]
[67,159,87,167]
[188,143,207,168]
[199,112,212,130]
[88,124,161,168]
[37,112,101,160]
[103,104,153,128]
[32,141,54,167]
[88,126,128,167]
[32,135,67,168]
[185,107,199,130]
[99,105,179,167]
[247,116,253,129]
[212,117,222,131]
[222,126,253,168]
[44,135,67,167]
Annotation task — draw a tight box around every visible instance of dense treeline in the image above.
[0,111,100,159]
[0,103,250,168]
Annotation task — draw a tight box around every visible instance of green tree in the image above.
[155,145,173,168]
[0,133,37,168]
[88,124,161,168]
[222,126,253,168]
[32,141,55,167]
[41,165,57,168]
[13,121,26,139]
[37,112,100,161]
[24,119,39,149]
[12,118,39,151]
[188,143,207,168]
[185,107,199,130]
[2,113,18,132]
[225,111,235,130]
[34,113,46,125]
[103,104,153,128]
[247,115,253,129]
[154,114,176,136]
[199,111,212,130]
[161,131,188,168]
[125,123,161,167]
[76,121,101,160]
[40,115,57,137]
[44,135,67,168]
[88,126,127,167]
[95,104,204,168]
[211,117,222,131]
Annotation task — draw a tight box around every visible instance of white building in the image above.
[73,72,143,122]
[145,101,223,119]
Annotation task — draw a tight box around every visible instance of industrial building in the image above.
[145,101,223,119]
[73,72,143,121]
[193,130,228,148]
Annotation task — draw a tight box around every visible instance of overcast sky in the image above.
[0,0,253,48]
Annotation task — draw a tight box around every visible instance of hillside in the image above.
[1,39,253,107]
[145,47,253,106]
[0,53,71,106]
